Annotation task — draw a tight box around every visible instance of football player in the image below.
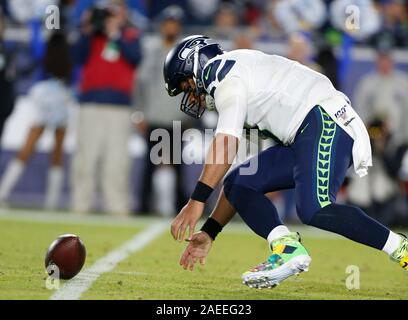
[163,35,408,288]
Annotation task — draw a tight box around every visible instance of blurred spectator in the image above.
[212,2,240,40]
[0,32,73,209]
[0,7,15,141]
[330,0,381,41]
[346,119,404,226]
[73,0,149,32]
[3,0,44,96]
[0,0,8,18]
[273,0,326,34]
[234,32,254,49]
[354,50,408,145]
[242,0,262,26]
[249,1,284,41]
[60,0,79,31]
[71,0,142,216]
[126,0,149,30]
[186,0,219,25]
[287,32,322,72]
[135,5,190,216]
[315,39,340,88]
[7,0,57,24]
[148,0,184,20]
[373,0,408,48]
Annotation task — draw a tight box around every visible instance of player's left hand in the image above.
[171,200,204,242]
[180,231,212,271]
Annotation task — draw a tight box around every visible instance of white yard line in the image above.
[50,222,168,300]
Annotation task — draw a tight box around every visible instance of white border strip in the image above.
[50,222,167,300]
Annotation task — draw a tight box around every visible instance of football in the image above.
[45,234,86,280]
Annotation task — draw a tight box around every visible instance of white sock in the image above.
[0,159,25,201]
[152,166,176,217]
[45,166,64,210]
[267,225,291,247]
[382,231,402,255]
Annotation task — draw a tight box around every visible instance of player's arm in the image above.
[200,133,239,188]
[179,179,238,272]
[179,188,236,270]
[171,77,247,242]
[209,187,236,226]
[171,133,239,242]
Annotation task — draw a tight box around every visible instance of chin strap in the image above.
[205,95,216,111]
[193,44,212,105]
[193,45,199,79]
[192,45,206,93]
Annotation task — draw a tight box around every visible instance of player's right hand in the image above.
[180,231,212,271]
[171,200,204,242]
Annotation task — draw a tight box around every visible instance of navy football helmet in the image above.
[163,35,223,118]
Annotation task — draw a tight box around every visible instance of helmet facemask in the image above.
[180,46,208,119]
[164,35,223,118]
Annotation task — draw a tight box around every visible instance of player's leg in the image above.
[152,165,177,216]
[17,126,45,162]
[140,126,155,213]
[101,107,131,216]
[0,126,44,203]
[293,106,407,270]
[223,145,311,288]
[44,127,65,210]
[223,145,295,238]
[71,106,102,214]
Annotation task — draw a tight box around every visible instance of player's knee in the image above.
[223,167,239,189]
[223,168,240,200]
[224,166,257,193]
[296,203,325,225]
[224,167,256,203]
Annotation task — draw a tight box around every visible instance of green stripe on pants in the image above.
[316,107,336,208]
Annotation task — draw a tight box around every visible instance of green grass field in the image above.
[0,209,407,300]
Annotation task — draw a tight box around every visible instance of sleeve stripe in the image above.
[203,60,221,89]
[217,60,236,82]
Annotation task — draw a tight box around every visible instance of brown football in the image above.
[45,234,86,280]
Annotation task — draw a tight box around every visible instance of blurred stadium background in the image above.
[0,0,408,230]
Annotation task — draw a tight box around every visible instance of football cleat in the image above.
[242,232,311,289]
[390,233,408,272]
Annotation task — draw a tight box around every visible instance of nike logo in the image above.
[402,261,408,269]
[204,66,212,80]
[301,123,309,134]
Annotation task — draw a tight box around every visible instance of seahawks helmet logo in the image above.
[178,37,213,60]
